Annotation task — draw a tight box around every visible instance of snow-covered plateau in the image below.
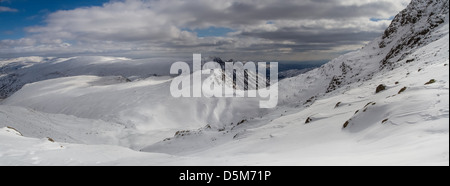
[0,0,448,165]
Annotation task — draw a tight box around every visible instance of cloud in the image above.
[0,6,17,12]
[0,0,410,61]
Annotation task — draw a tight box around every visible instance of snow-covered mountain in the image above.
[0,0,448,165]
[0,56,179,99]
[279,0,449,106]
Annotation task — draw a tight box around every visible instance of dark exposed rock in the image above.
[376,84,387,93]
[335,102,342,108]
[424,79,436,85]
[380,0,449,69]
[343,120,350,129]
[305,117,312,124]
[398,87,408,94]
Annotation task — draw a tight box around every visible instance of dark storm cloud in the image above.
[172,1,398,27]
[0,0,410,60]
[240,28,381,44]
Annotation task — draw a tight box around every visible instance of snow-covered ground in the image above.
[0,0,448,165]
[0,56,179,99]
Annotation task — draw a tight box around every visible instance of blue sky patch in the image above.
[370,16,395,22]
[0,0,109,40]
[185,27,234,37]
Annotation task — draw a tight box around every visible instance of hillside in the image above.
[0,0,448,165]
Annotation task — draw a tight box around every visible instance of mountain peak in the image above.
[379,0,449,68]
[277,0,449,105]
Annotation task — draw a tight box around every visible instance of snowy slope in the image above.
[0,74,264,150]
[142,29,449,162]
[278,0,449,107]
[142,0,450,163]
[0,56,178,99]
[0,0,448,165]
[0,126,177,166]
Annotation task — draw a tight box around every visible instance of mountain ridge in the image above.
[0,0,448,165]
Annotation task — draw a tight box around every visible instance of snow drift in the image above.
[0,0,448,165]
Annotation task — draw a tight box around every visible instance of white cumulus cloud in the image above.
[0,0,410,61]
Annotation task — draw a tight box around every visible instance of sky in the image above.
[0,0,410,61]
